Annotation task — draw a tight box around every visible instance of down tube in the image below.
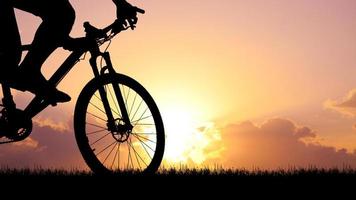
[24,50,85,118]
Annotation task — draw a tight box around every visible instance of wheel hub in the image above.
[110,118,133,142]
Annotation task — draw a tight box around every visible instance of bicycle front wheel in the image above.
[74,73,165,174]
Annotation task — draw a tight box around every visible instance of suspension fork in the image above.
[89,52,132,131]
[102,52,132,126]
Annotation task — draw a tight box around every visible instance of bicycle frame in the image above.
[2,34,132,132]
[23,49,85,118]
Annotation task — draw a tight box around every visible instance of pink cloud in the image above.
[217,118,356,170]
[324,89,356,117]
[33,116,71,132]
[2,116,356,171]
[0,120,86,170]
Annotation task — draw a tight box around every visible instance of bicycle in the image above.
[0,8,165,174]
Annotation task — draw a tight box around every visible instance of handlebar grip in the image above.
[135,7,145,14]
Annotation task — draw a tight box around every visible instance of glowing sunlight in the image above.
[161,107,223,167]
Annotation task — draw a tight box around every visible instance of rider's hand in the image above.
[112,0,144,32]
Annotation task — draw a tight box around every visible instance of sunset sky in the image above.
[1,0,356,170]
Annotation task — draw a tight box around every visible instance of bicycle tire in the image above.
[74,73,165,174]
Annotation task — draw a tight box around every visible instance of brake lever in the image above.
[129,24,136,30]
[134,6,145,14]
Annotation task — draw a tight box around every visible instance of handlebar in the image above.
[61,5,146,52]
[84,6,145,42]
[83,21,134,41]
[63,6,144,51]
[62,21,134,52]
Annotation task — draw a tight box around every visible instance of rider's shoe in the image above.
[46,88,71,105]
[10,71,71,105]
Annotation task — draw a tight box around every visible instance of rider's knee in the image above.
[57,2,75,34]
[44,1,75,35]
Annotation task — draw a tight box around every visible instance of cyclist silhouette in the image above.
[0,0,139,104]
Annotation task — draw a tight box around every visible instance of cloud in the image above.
[295,126,316,139]
[324,89,356,117]
[33,116,71,132]
[0,119,85,169]
[215,118,356,169]
[12,137,39,149]
[2,114,355,171]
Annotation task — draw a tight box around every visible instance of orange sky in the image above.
[1,0,356,170]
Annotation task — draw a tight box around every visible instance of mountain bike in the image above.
[0,10,165,174]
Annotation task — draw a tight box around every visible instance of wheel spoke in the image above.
[132,133,157,144]
[132,114,152,125]
[111,143,118,169]
[95,140,117,157]
[125,88,131,112]
[132,114,153,126]
[135,123,155,126]
[128,137,147,168]
[132,132,157,135]
[132,133,156,151]
[91,132,111,146]
[135,108,149,126]
[128,93,138,120]
[127,141,134,169]
[94,93,103,102]
[132,134,153,160]
[86,122,107,129]
[128,138,141,169]
[103,141,118,164]
[89,101,107,116]
[130,99,143,122]
[87,111,107,122]
[87,129,107,135]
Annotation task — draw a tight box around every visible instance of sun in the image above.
[160,106,223,167]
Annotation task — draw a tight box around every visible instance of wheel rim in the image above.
[84,81,159,172]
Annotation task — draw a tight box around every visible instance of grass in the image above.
[0,167,354,193]
[160,167,356,177]
[0,167,91,177]
[0,166,355,177]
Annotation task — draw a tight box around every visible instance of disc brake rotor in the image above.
[111,118,132,142]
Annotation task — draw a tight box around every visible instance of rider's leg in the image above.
[0,0,21,81]
[13,0,75,103]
